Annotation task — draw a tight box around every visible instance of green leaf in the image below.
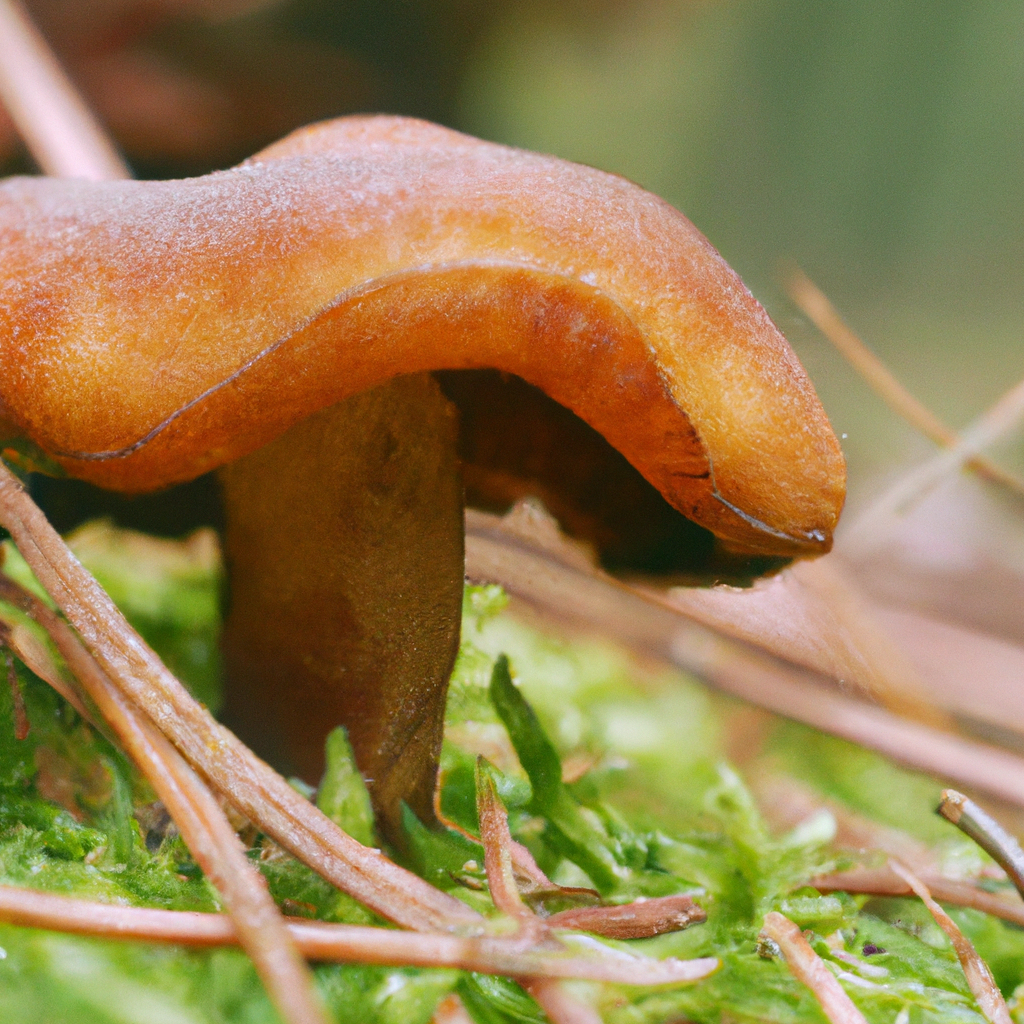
[458,975,546,1024]
[316,727,376,848]
[488,655,562,807]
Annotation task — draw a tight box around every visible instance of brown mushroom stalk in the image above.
[219,374,464,831]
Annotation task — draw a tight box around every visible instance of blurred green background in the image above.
[10,0,1024,497]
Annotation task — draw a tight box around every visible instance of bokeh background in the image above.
[6,0,1023,508]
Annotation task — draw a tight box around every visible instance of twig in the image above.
[0,573,330,1024]
[465,508,1024,810]
[546,896,705,939]
[845,373,1024,554]
[812,867,1024,927]
[0,884,719,985]
[938,790,1024,900]
[888,860,1011,1024]
[0,462,480,933]
[0,0,128,178]
[476,759,534,924]
[761,911,868,1024]
[3,552,717,996]
[0,608,93,719]
[785,267,1024,496]
[476,759,604,1024]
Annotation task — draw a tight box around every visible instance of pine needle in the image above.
[761,911,868,1024]
[0,0,128,178]
[889,859,1011,1024]
[785,267,1024,497]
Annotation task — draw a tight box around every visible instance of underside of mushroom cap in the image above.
[0,115,845,557]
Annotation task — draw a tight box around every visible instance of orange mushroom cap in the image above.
[0,115,845,556]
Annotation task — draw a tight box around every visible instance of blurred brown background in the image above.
[8,0,1024,506]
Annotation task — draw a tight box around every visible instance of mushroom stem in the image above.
[220,375,465,838]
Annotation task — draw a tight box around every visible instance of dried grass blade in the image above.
[0,573,330,1024]
[525,979,603,1024]
[0,885,718,984]
[812,867,1024,927]
[0,463,480,933]
[668,554,950,728]
[789,557,948,726]
[476,758,532,921]
[819,867,1024,924]
[888,860,1011,1024]
[761,911,868,1024]
[0,0,128,178]
[845,374,1024,554]
[785,267,1024,495]
[0,608,91,718]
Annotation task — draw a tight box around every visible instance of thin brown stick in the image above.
[546,896,705,939]
[785,267,1024,496]
[761,911,868,1024]
[465,508,1024,810]
[846,373,1024,553]
[0,0,128,179]
[812,867,1024,927]
[476,760,606,1024]
[889,860,1011,1024]
[0,573,330,1024]
[476,760,533,923]
[0,885,719,985]
[0,606,92,719]
[938,790,1024,901]
[0,463,480,933]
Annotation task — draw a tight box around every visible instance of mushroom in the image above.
[0,114,846,836]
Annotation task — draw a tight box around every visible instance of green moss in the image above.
[0,542,1019,1022]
